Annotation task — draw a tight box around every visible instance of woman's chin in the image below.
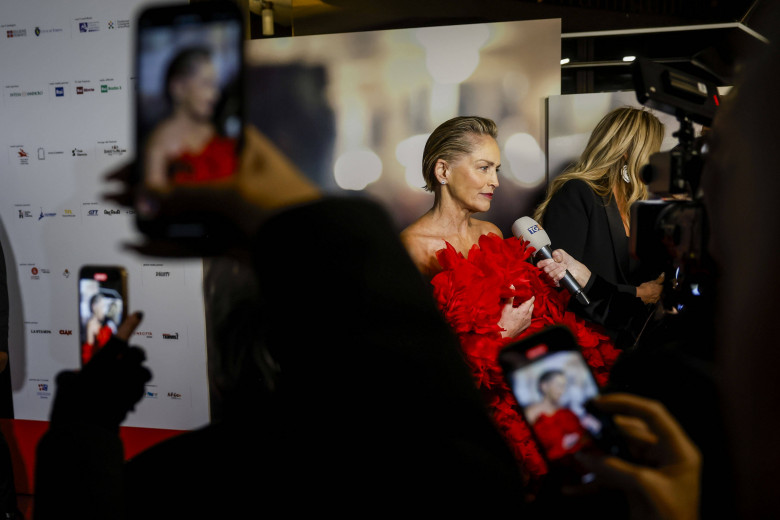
[476,201,492,213]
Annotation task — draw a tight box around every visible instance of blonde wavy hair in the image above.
[533,106,664,229]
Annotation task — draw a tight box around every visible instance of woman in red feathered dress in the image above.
[143,47,238,190]
[401,116,620,486]
[523,369,591,462]
[81,293,114,365]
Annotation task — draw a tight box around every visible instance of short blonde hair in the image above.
[422,116,498,191]
[533,106,664,227]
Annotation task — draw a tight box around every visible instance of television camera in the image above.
[630,57,721,315]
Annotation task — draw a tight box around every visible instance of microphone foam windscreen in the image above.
[511,216,551,250]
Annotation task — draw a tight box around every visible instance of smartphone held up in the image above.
[499,326,630,484]
[78,266,128,366]
[134,1,245,239]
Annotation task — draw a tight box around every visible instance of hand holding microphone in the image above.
[512,216,591,306]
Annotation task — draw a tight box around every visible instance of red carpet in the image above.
[0,418,185,517]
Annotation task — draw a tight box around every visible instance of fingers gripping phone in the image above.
[78,266,128,366]
[134,1,245,238]
[498,326,630,483]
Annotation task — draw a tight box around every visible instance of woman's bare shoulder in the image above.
[473,219,503,239]
[400,218,446,276]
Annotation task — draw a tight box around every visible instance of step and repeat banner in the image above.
[0,0,211,430]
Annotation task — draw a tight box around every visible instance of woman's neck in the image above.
[430,195,476,236]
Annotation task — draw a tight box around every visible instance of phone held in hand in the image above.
[498,326,630,484]
[134,1,245,239]
[78,266,128,366]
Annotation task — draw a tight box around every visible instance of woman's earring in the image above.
[621,164,630,183]
[441,180,446,185]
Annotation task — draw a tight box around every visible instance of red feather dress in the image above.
[430,233,620,482]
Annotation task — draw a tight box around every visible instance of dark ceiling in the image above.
[236,0,772,94]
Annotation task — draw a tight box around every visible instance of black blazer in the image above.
[542,179,652,343]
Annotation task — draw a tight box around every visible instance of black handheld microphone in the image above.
[511,216,591,306]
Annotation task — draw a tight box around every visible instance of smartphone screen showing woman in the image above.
[136,4,244,191]
[509,350,604,463]
[78,267,127,366]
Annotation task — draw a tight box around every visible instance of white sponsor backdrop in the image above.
[0,0,211,429]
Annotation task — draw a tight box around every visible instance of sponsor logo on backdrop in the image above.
[50,81,69,99]
[142,263,185,286]
[33,26,62,36]
[30,379,52,399]
[11,90,43,97]
[107,20,131,30]
[59,330,72,335]
[76,83,95,95]
[84,202,99,217]
[61,209,76,218]
[102,144,127,157]
[30,267,39,280]
[16,204,33,219]
[9,146,31,165]
[99,141,127,157]
[103,209,120,215]
[145,385,159,399]
[72,148,87,157]
[162,332,179,340]
[30,329,51,334]
[7,87,44,99]
[100,84,122,93]
[63,269,70,278]
[168,392,182,400]
[78,20,99,33]
[38,208,56,220]
[6,29,27,38]
[37,147,45,160]
[135,331,152,339]
[14,147,29,165]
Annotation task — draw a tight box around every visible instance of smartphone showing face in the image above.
[134,2,245,238]
[78,266,128,366]
[498,326,628,483]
